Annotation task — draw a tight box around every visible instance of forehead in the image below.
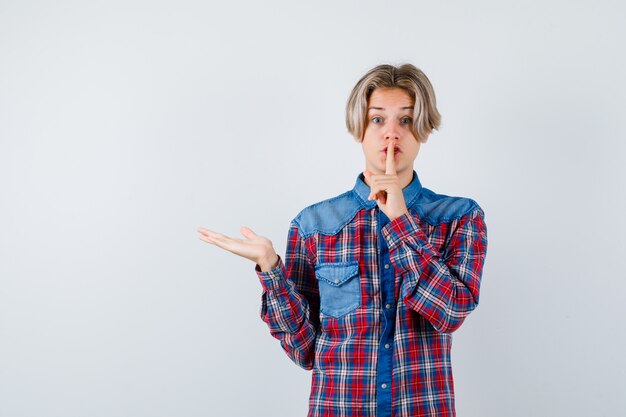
[368,87,414,110]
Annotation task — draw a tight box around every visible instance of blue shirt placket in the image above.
[376,209,396,417]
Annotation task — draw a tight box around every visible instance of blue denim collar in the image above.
[353,170,423,209]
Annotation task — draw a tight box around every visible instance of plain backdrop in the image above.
[1,1,625,416]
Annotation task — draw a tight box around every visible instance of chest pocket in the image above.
[315,262,361,318]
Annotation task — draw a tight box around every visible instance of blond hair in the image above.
[345,63,441,143]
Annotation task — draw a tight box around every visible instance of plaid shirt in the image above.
[256,171,488,417]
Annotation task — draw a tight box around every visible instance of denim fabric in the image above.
[295,172,479,237]
[256,170,489,417]
[315,262,361,318]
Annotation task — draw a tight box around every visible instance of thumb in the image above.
[240,226,257,240]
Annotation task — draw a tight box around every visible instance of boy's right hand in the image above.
[197,226,279,272]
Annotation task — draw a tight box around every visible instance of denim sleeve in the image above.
[256,220,319,370]
[381,207,488,333]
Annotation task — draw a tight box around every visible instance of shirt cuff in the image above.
[381,212,439,258]
[255,255,287,292]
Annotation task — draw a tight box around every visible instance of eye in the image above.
[371,116,383,124]
[400,116,413,125]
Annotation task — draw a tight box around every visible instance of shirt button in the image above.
[385,303,392,309]
[385,343,391,349]
[335,279,340,284]
[384,264,390,270]
[381,383,388,389]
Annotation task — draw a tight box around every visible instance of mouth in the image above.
[382,146,401,155]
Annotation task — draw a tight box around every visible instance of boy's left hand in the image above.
[363,142,409,221]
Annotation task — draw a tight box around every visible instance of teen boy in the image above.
[198,63,488,417]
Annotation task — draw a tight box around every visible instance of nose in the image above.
[384,124,400,141]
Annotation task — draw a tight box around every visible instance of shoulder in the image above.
[292,190,361,238]
[412,186,484,225]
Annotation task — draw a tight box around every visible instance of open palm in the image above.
[197,226,278,270]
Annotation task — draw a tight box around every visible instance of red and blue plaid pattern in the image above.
[256,175,488,417]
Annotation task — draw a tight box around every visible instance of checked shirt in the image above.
[256,171,488,417]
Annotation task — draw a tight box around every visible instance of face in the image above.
[361,87,421,179]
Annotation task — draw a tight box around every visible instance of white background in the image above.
[1,1,625,416]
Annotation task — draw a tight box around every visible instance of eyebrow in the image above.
[368,106,414,111]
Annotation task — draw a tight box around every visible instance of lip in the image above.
[382,146,401,154]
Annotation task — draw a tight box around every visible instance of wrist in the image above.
[388,209,409,222]
[258,252,279,272]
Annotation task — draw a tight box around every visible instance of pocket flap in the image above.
[315,262,359,287]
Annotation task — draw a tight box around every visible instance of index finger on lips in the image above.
[386,142,396,175]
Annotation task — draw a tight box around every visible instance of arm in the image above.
[256,220,319,370]
[381,206,488,333]
[197,221,318,368]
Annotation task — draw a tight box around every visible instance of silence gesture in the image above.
[363,141,409,221]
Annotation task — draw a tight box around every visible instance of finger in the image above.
[198,228,224,240]
[204,233,241,252]
[386,142,396,175]
[368,174,397,182]
[369,187,383,201]
[200,229,239,247]
[240,226,257,240]
[367,179,388,200]
[199,234,213,243]
[199,228,224,239]
[198,227,217,238]
[366,171,388,200]
[367,176,393,200]
[199,230,218,244]
[370,179,398,189]
[368,190,387,203]
[367,182,378,200]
